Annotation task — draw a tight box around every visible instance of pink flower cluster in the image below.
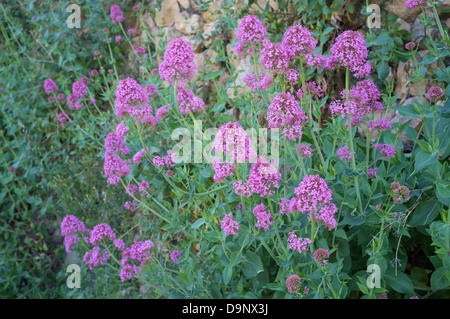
[145,84,159,96]
[405,41,416,51]
[170,250,182,262]
[297,82,323,100]
[104,132,131,185]
[44,78,58,94]
[329,30,371,78]
[110,4,124,25]
[373,143,397,159]
[336,145,354,163]
[57,113,71,128]
[135,46,145,56]
[267,92,308,141]
[159,38,196,87]
[212,122,257,163]
[123,181,149,211]
[285,69,299,84]
[153,150,176,168]
[235,15,267,56]
[211,157,235,183]
[252,203,274,231]
[72,80,88,100]
[155,104,170,120]
[243,72,273,92]
[115,121,129,138]
[296,144,312,158]
[286,175,338,230]
[287,232,312,254]
[286,274,302,294]
[221,213,240,236]
[233,157,281,197]
[60,215,87,252]
[368,167,378,179]
[404,0,426,10]
[313,248,330,266]
[330,79,382,123]
[281,24,317,60]
[391,182,411,204]
[259,40,291,74]
[120,240,153,281]
[133,147,148,164]
[367,118,392,132]
[177,89,205,114]
[105,132,130,155]
[427,86,445,102]
[83,246,110,270]
[89,223,116,245]
[114,77,152,120]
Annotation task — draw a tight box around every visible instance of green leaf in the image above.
[421,55,438,65]
[204,69,225,80]
[229,251,242,267]
[334,228,347,239]
[191,218,205,229]
[384,270,414,294]
[395,103,422,118]
[223,266,232,285]
[377,61,389,80]
[373,34,393,46]
[408,200,441,226]
[414,149,438,173]
[242,251,264,278]
[204,231,220,242]
[356,281,369,295]
[436,183,450,206]
[430,267,450,291]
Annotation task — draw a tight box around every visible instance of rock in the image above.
[201,0,224,23]
[177,0,190,9]
[386,0,422,23]
[204,48,222,72]
[175,13,204,35]
[226,43,240,70]
[226,55,253,100]
[269,0,279,10]
[437,0,450,19]
[192,49,222,80]
[155,0,180,27]
[394,50,434,104]
[396,18,411,32]
[143,13,155,29]
[447,18,450,28]
[152,26,183,49]
[217,70,231,88]
[193,53,207,79]
[182,35,204,53]
[411,13,441,45]
[203,21,219,48]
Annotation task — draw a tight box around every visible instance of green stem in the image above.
[345,67,364,216]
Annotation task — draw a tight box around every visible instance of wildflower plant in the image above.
[54,7,450,299]
[1,0,449,300]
